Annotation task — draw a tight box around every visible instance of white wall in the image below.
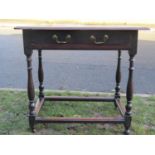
[0,0,155,23]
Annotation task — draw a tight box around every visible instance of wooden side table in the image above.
[15,25,149,134]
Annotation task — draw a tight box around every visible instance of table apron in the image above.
[23,30,138,55]
[30,43,131,50]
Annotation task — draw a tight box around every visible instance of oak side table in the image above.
[15,25,148,134]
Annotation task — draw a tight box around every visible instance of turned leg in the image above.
[26,52,35,132]
[124,55,134,135]
[38,49,44,99]
[114,50,121,107]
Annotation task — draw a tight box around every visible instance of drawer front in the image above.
[23,30,137,50]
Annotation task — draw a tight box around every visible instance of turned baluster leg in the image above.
[114,50,121,107]
[38,49,44,99]
[26,53,35,132]
[124,55,134,135]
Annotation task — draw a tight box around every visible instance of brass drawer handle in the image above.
[90,34,109,45]
[52,34,71,44]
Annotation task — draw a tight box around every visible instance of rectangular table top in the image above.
[15,25,149,31]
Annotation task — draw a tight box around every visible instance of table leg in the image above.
[26,52,35,132]
[124,55,134,135]
[114,50,121,107]
[38,49,44,99]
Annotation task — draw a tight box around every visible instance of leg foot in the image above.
[29,116,35,133]
[124,130,130,135]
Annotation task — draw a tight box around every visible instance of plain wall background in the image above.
[0,0,154,24]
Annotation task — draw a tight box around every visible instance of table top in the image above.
[15,25,149,31]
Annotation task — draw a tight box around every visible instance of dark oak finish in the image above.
[16,25,148,134]
[115,50,121,99]
[26,52,35,132]
[115,99,125,117]
[35,116,125,124]
[45,96,115,102]
[34,98,45,115]
[15,25,148,30]
[38,49,44,98]
[114,50,122,107]
[124,55,135,135]
[22,30,138,53]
